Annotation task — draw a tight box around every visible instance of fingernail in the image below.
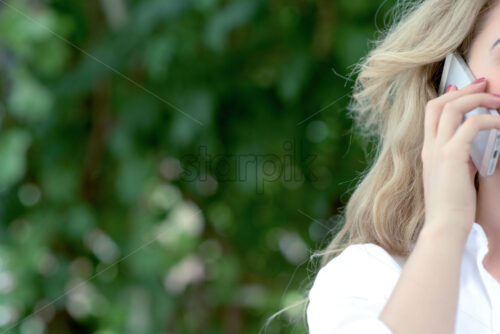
[446,84,453,93]
[472,77,486,84]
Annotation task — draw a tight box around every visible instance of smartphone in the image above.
[438,52,500,177]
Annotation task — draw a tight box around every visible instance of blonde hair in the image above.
[318,0,496,265]
[262,0,496,331]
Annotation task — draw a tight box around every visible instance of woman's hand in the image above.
[421,78,500,237]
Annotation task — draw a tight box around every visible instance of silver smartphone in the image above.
[439,53,500,177]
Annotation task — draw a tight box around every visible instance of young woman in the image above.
[307,0,500,333]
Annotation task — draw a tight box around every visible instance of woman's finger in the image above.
[449,114,500,159]
[436,93,500,147]
[424,79,487,143]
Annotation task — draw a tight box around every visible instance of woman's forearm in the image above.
[378,221,469,334]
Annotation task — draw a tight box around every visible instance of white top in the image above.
[307,222,500,334]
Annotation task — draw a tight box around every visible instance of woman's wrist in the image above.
[419,218,470,248]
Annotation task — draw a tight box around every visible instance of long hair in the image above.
[317,0,495,266]
[262,0,496,331]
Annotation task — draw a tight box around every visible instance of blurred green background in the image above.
[0,0,396,333]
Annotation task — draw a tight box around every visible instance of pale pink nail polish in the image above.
[472,77,486,84]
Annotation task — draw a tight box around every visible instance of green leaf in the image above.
[7,68,53,122]
[0,129,31,189]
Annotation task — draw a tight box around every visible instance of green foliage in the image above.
[0,0,396,333]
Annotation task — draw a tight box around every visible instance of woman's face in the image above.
[469,2,500,94]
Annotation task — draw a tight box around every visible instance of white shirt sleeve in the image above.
[307,244,401,334]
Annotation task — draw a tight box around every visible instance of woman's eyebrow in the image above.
[491,38,500,51]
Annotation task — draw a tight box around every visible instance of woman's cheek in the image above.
[487,73,500,95]
[487,57,500,94]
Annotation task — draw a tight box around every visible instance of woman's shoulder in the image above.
[309,243,404,301]
[320,243,405,275]
[307,243,404,333]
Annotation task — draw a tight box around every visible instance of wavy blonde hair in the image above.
[263,0,496,331]
[317,0,496,266]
